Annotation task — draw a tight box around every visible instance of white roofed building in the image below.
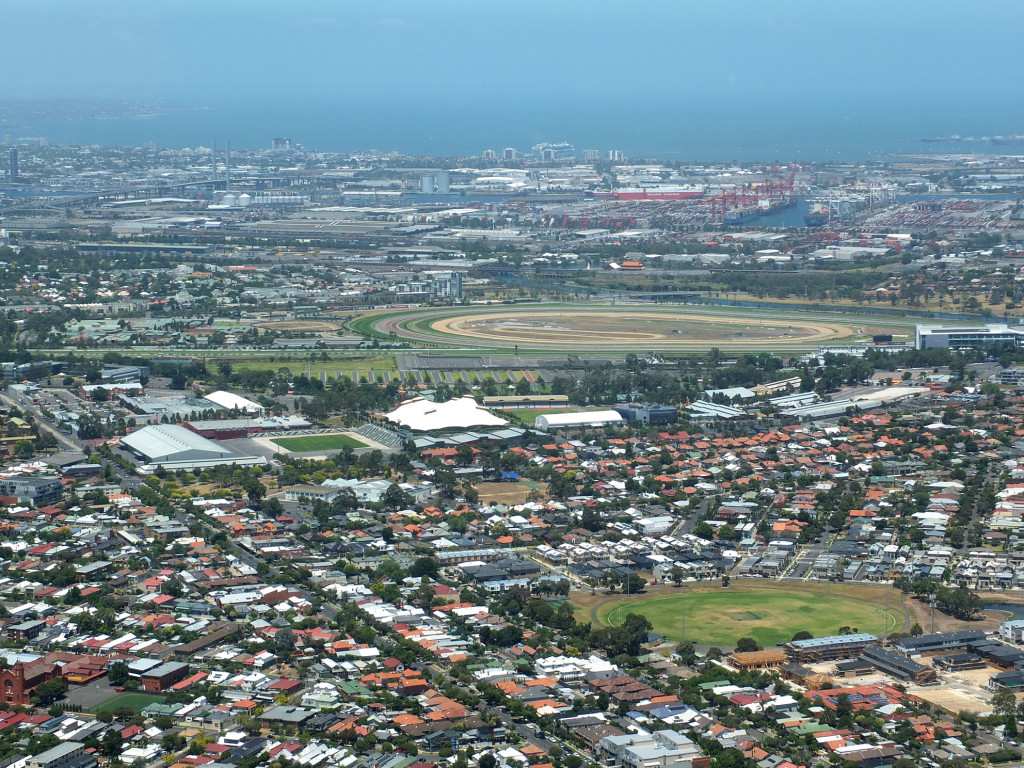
[535,411,623,430]
[120,424,265,472]
[385,396,508,432]
[203,390,263,414]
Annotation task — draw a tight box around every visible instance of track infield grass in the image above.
[270,433,369,452]
[593,584,901,648]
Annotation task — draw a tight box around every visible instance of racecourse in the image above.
[361,303,915,352]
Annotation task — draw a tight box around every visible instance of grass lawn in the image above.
[506,408,577,423]
[594,584,900,648]
[227,354,397,374]
[270,433,369,452]
[94,692,165,714]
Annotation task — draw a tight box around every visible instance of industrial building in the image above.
[120,424,264,472]
[916,323,1024,349]
[534,410,624,431]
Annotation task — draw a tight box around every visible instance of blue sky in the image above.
[3,0,1022,107]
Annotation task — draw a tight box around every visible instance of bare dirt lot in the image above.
[254,320,341,332]
[475,481,544,505]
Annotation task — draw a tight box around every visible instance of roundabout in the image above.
[365,303,910,352]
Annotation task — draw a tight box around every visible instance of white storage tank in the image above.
[221,193,237,207]
[237,193,252,207]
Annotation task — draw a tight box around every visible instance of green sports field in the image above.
[594,584,901,648]
[94,692,165,714]
[270,433,369,452]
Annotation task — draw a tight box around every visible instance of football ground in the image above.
[585,582,906,648]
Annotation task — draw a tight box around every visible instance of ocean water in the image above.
[5,98,1024,162]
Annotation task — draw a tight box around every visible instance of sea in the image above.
[4,98,1024,163]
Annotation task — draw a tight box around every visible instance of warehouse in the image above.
[120,424,265,472]
[534,410,623,430]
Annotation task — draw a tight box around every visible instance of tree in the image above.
[409,557,439,579]
[791,631,813,642]
[479,755,498,768]
[275,628,296,655]
[108,661,131,686]
[102,727,124,758]
[31,677,67,707]
[910,622,923,637]
[693,521,714,540]
[242,476,266,507]
[992,687,1018,718]
[735,637,760,653]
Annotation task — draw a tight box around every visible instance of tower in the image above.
[212,140,217,185]
[225,141,231,192]
[9,148,18,180]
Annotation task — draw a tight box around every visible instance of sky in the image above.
[3,0,1022,109]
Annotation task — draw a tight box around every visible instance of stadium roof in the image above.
[385,396,508,432]
[204,390,262,413]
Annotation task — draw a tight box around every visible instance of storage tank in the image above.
[419,174,435,194]
[221,193,237,207]
[435,172,450,194]
[237,193,252,207]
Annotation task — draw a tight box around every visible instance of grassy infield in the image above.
[596,584,901,647]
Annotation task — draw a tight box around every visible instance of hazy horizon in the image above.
[4,0,1024,158]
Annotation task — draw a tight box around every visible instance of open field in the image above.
[580,581,907,648]
[94,692,165,714]
[504,408,578,423]
[270,433,368,452]
[365,303,916,352]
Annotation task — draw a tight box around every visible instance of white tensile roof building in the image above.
[385,396,508,432]
[204,390,263,414]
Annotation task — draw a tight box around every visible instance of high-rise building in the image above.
[607,149,624,162]
[428,271,463,299]
[419,174,435,194]
[583,149,602,162]
[8,148,18,180]
[482,149,497,160]
[502,147,519,162]
[532,142,576,160]
[435,171,450,194]
[272,137,291,150]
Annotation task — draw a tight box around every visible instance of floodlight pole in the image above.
[929,592,937,634]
